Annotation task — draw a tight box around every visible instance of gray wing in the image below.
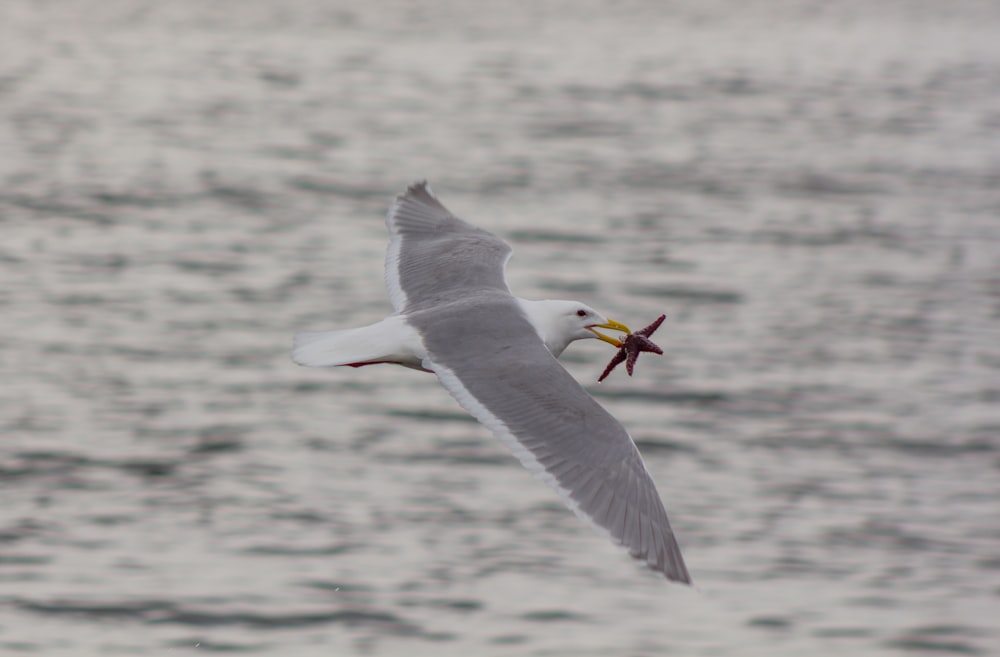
[408,296,691,584]
[385,181,513,313]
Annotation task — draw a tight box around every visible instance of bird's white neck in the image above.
[516,298,575,358]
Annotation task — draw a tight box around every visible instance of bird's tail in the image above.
[292,316,427,370]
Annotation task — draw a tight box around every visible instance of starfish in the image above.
[598,314,665,382]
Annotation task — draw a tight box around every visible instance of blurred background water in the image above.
[2,1,999,655]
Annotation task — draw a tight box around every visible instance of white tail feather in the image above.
[294,330,337,348]
[292,316,427,371]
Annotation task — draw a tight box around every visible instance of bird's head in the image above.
[520,299,630,357]
[563,303,631,347]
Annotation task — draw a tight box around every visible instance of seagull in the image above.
[292,182,690,583]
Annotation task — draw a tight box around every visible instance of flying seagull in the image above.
[292,182,690,583]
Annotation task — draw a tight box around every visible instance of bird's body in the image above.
[293,182,690,584]
[293,297,595,370]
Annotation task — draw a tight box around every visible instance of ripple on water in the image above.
[520,609,589,623]
[13,597,423,633]
[823,520,956,553]
[629,285,744,304]
[884,625,987,655]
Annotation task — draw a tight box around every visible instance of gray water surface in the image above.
[2,1,999,655]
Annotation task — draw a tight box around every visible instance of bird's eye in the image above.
[576,309,588,317]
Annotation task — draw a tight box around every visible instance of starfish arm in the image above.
[598,348,628,382]
[637,314,666,338]
[633,334,663,355]
[626,340,640,375]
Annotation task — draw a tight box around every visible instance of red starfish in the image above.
[598,314,665,382]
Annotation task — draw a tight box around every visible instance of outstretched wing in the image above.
[406,296,691,584]
[385,181,513,313]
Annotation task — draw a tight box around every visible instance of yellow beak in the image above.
[589,319,631,348]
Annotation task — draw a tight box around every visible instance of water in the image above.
[2,1,999,655]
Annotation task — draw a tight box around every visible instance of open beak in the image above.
[588,319,631,348]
